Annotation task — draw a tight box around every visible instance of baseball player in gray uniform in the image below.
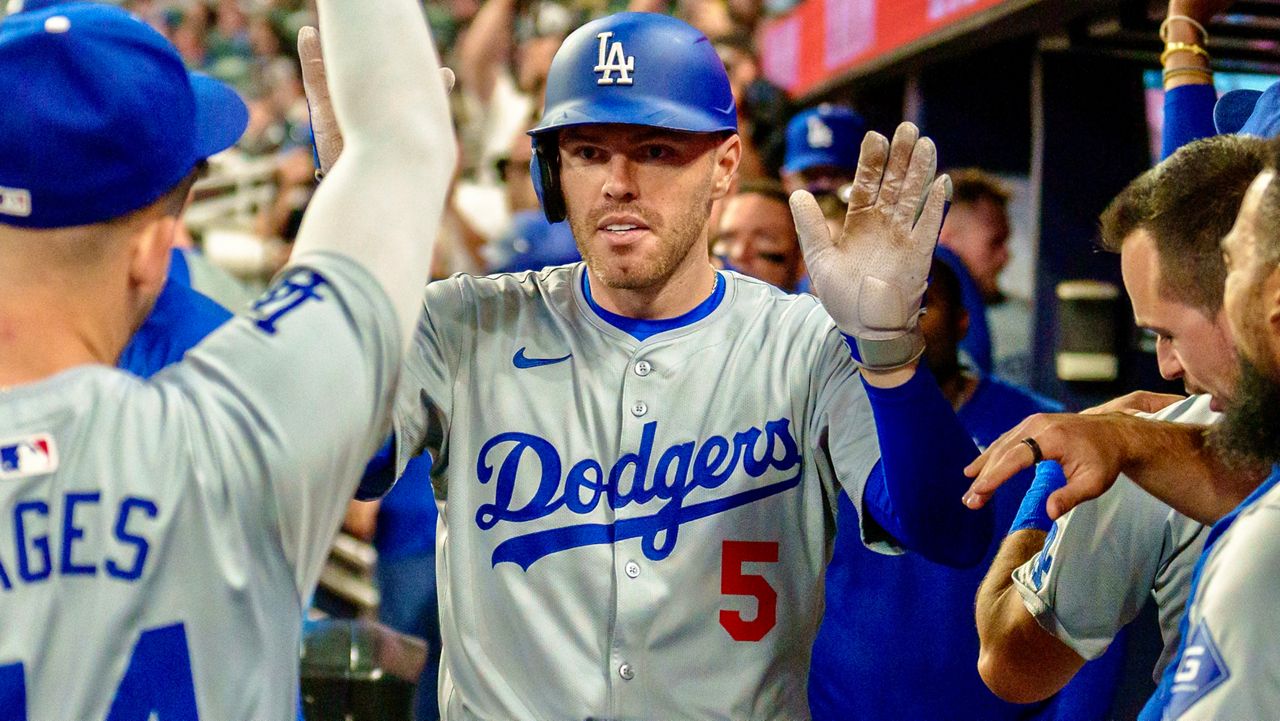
[972,134,1266,704]
[973,135,1267,704]
[1143,133,1280,721]
[327,11,993,721]
[0,1,454,718]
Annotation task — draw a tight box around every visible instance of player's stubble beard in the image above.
[569,169,716,291]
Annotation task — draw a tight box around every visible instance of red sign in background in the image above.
[761,0,1013,97]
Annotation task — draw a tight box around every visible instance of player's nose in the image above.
[601,155,638,202]
[1155,342,1183,381]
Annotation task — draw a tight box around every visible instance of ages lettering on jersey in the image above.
[474,418,803,569]
[0,493,158,590]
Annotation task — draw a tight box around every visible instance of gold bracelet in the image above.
[1159,15,1209,45]
[1162,66,1213,83]
[1161,42,1210,66]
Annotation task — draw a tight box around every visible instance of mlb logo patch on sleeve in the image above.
[1165,619,1230,719]
[0,434,58,480]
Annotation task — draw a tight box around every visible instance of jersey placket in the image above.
[606,339,665,716]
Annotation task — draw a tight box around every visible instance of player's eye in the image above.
[565,143,603,162]
[641,144,673,160]
[761,252,788,265]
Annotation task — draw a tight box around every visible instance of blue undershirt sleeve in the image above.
[355,436,396,500]
[1162,83,1218,160]
[859,363,994,567]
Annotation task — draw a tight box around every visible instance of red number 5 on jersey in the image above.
[719,540,779,642]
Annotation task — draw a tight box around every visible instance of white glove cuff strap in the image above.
[855,328,926,371]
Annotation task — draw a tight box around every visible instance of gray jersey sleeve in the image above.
[807,325,893,554]
[157,252,401,598]
[1011,395,1214,669]
[393,277,468,485]
[1011,477,1174,660]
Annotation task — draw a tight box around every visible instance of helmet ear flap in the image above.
[531,137,566,224]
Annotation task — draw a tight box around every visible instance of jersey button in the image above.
[624,560,641,578]
[631,401,648,417]
[634,360,651,376]
[619,663,635,681]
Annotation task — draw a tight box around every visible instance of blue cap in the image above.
[1214,81,1280,139]
[490,211,581,273]
[530,12,737,137]
[782,104,865,174]
[0,3,248,228]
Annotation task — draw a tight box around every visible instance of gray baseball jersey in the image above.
[0,253,398,721]
[393,264,889,721]
[1011,394,1216,677]
[1157,467,1280,719]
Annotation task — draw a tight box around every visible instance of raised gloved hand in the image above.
[790,122,951,370]
[299,26,457,175]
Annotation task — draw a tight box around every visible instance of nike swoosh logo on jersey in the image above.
[513,347,572,368]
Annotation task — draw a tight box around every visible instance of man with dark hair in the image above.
[970,134,1268,709]
[714,179,805,292]
[1098,134,1264,319]
[937,168,1013,376]
[1135,132,1280,718]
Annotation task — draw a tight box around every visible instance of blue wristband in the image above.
[1009,461,1067,534]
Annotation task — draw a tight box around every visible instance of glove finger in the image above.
[910,174,952,257]
[790,189,834,263]
[874,122,920,210]
[299,27,329,111]
[299,26,343,174]
[441,67,457,93]
[895,135,936,226]
[845,131,890,211]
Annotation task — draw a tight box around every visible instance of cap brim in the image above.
[190,72,248,159]
[1214,89,1263,135]
[782,152,847,175]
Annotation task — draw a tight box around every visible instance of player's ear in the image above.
[126,215,176,308]
[710,133,742,201]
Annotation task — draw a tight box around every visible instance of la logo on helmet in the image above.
[594,31,634,86]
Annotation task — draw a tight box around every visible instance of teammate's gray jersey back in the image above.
[0,254,399,721]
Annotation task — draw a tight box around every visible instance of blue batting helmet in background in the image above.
[527,12,737,223]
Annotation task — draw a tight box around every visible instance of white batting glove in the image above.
[790,122,952,369]
[299,26,456,175]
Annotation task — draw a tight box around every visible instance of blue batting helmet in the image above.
[527,12,737,223]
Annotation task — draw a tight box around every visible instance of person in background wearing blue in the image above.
[345,452,442,721]
[935,168,1008,376]
[779,103,863,197]
[808,259,1126,721]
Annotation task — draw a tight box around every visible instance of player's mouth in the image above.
[597,215,651,247]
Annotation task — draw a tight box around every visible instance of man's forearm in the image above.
[1117,418,1261,524]
[975,530,1085,703]
[861,364,993,567]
